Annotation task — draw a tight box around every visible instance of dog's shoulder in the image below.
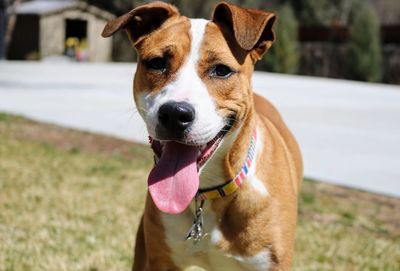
[253,93,303,183]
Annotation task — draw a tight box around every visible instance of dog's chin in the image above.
[150,123,232,169]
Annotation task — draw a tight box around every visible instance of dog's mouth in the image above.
[147,120,233,215]
[150,127,228,168]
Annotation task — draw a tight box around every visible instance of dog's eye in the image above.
[212,64,233,78]
[145,57,167,72]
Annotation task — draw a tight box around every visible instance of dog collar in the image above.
[196,130,257,200]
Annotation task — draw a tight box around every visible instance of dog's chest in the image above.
[161,202,271,271]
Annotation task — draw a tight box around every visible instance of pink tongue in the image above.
[148,141,199,214]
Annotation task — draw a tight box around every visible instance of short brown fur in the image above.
[102,2,302,270]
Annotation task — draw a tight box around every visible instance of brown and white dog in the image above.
[102,1,302,270]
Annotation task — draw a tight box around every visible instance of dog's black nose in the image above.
[158,101,195,132]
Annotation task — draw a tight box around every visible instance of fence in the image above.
[297,25,400,84]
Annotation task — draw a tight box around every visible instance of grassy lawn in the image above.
[0,113,399,271]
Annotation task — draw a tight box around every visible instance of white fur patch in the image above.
[210,227,223,245]
[247,128,269,196]
[162,202,272,271]
[248,175,268,196]
[231,250,272,271]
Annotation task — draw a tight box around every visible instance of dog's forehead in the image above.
[191,19,236,58]
[136,16,190,57]
[136,16,234,62]
[189,18,209,50]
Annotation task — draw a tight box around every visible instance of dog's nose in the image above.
[158,101,195,132]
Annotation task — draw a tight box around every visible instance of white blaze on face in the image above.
[139,19,225,144]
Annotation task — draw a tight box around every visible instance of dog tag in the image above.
[186,197,205,244]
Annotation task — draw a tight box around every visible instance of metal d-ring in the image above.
[185,195,205,244]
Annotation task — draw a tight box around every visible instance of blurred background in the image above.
[1,0,400,84]
[0,1,400,270]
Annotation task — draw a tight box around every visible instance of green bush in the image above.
[290,0,355,26]
[348,5,383,82]
[290,0,332,25]
[258,4,299,74]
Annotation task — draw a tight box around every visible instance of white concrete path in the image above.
[1,61,399,197]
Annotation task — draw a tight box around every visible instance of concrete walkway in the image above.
[1,61,399,197]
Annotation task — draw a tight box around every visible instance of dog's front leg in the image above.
[132,216,146,271]
[132,200,182,271]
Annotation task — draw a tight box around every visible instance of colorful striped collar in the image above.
[197,130,257,200]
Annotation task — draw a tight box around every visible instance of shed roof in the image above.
[16,0,76,14]
[13,0,114,20]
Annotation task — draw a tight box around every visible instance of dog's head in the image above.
[103,1,275,214]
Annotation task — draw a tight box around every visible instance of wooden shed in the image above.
[8,0,114,62]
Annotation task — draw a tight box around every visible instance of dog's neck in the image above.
[199,107,256,190]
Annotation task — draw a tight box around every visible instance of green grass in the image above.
[0,113,399,271]
[295,181,400,270]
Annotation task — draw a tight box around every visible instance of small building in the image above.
[8,0,114,62]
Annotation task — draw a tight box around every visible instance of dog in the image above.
[102,1,302,270]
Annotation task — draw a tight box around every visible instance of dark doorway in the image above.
[65,19,87,40]
[8,15,39,60]
[65,19,88,61]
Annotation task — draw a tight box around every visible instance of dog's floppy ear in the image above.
[102,1,179,45]
[212,2,276,61]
